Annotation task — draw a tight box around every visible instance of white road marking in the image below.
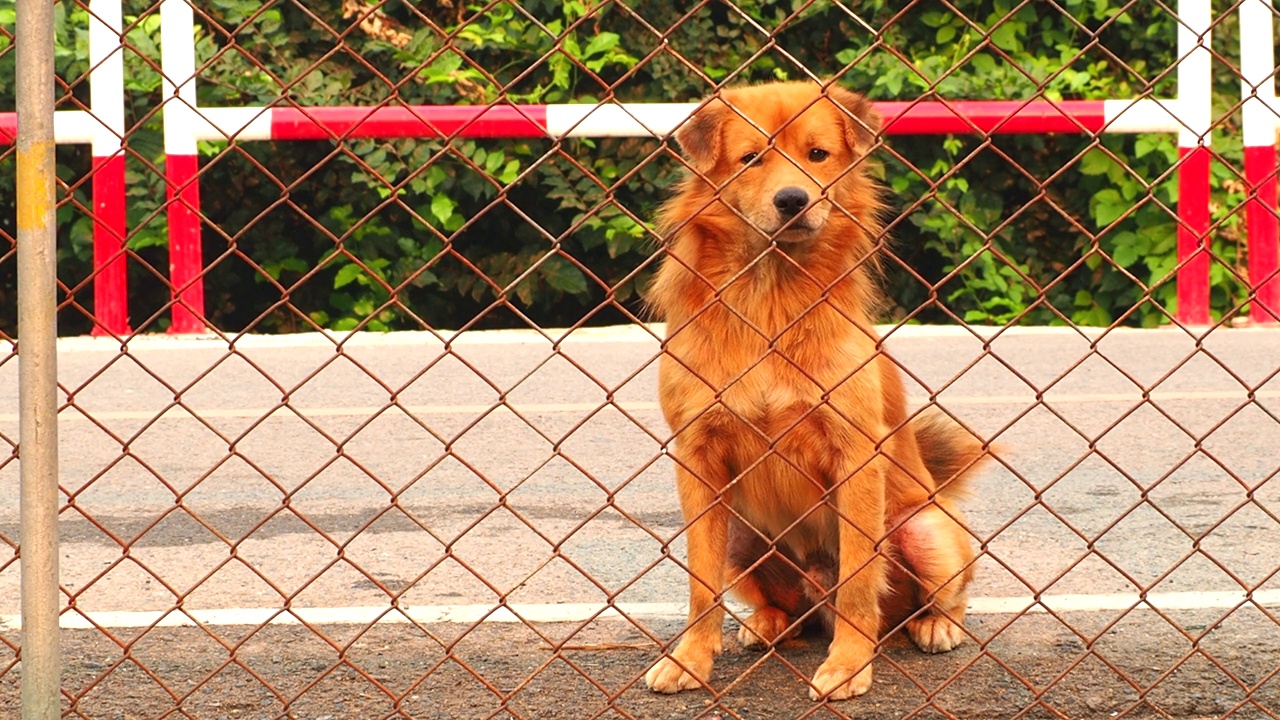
[2,590,1277,630]
[0,389,1276,424]
[42,321,1280,354]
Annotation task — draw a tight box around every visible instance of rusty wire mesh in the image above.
[3,1,1280,718]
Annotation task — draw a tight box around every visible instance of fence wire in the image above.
[3,1,1280,718]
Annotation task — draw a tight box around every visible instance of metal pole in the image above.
[17,0,62,712]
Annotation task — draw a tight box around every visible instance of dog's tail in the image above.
[909,409,994,499]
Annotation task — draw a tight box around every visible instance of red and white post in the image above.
[1172,0,1213,322]
[160,0,205,333]
[1240,0,1280,324]
[1176,0,1213,326]
[88,0,129,335]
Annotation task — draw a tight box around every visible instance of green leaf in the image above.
[989,22,1022,52]
[430,194,456,225]
[1078,149,1114,176]
[333,263,363,290]
[1091,189,1128,227]
[498,159,521,185]
[969,53,997,75]
[1111,241,1139,267]
[583,33,620,59]
[540,256,588,295]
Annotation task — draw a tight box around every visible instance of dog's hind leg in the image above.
[891,499,975,653]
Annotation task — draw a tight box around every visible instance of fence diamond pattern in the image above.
[2,1,1280,719]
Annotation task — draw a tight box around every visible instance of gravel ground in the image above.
[3,605,1278,719]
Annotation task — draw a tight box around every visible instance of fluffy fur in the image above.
[642,82,992,701]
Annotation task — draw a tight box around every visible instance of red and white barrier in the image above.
[1241,0,1280,324]
[173,98,1188,143]
[155,1,1221,331]
[0,0,129,336]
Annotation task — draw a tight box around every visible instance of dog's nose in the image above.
[773,187,809,218]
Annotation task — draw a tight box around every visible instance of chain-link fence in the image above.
[4,1,1280,718]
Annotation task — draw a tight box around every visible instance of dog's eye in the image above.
[740,152,760,167]
[809,148,830,162]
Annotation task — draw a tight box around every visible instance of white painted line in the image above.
[548,103,699,138]
[1177,0,1213,147]
[52,110,102,145]
[160,0,200,155]
[88,0,125,155]
[1102,98,1185,134]
[3,590,1277,630]
[967,589,1280,615]
[0,402,661,424]
[191,106,275,142]
[1240,0,1279,147]
[41,322,1280,352]
[1,389,1276,425]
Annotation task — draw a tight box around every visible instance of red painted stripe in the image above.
[166,154,205,334]
[1176,146,1212,326]
[269,105,550,140]
[90,154,130,336]
[878,100,1107,135]
[0,113,15,144]
[1245,145,1280,324]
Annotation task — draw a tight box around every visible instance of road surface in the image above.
[1,324,1278,718]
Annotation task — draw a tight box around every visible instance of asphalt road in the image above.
[1,324,1278,718]
[2,322,1278,610]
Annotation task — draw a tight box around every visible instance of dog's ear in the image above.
[828,87,881,156]
[673,98,727,171]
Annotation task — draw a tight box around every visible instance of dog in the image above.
[643,82,991,701]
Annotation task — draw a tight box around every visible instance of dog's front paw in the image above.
[907,613,964,653]
[645,651,713,694]
[737,606,795,649]
[808,658,873,701]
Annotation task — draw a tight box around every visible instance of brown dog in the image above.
[643,82,990,701]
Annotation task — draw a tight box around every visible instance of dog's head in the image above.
[673,82,881,243]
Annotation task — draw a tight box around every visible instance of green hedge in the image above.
[0,0,1258,335]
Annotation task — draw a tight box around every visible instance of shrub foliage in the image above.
[0,0,1259,334]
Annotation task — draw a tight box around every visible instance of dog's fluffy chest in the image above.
[662,312,880,436]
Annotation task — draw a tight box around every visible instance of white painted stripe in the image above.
[160,0,199,155]
[1176,0,1213,147]
[3,590,1277,630]
[52,110,101,145]
[188,106,275,142]
[1,389,1275,425]
[42,322,1279,352]
[547,103,699,138]
[0,402,664,424]
[1239,0,1279,147]
[968,589,1280,615]
[1102,98,1185,134]
[87,0,125,155]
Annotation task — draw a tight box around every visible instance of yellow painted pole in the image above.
[16,0,62,713]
